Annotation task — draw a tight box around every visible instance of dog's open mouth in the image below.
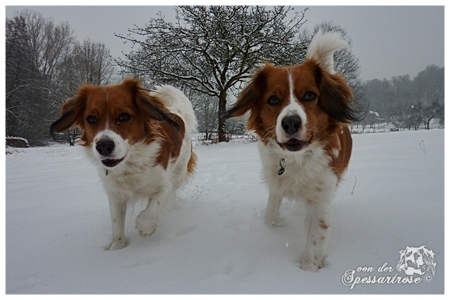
[101,157,124,168]
[280,137,313,152]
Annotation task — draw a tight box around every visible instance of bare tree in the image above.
[193,92,219,140]
[57,39,116,97]
[22,10,75,83]
[72,39,115,85]
[6,15,49,145]
[6,9,117,145]
[116,6,308,142]
[17,10,77,131]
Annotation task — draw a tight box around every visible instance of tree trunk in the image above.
[218,90,228,142]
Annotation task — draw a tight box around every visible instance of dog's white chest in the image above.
[258,140,338,202]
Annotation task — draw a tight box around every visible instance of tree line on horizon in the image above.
[5,7,444,146]
[361,65,444,131]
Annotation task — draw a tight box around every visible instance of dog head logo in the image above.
[396,246,436,276]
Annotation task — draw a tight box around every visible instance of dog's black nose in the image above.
[96,139,115,156]
[281,115,302,135]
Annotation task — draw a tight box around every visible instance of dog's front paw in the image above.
[108,238,127,251]
[136,215,157,237]
[300,255,326,272]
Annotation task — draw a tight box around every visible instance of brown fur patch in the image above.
[155,113,185,169]
[50,78,187,168]
[226,59,356,181]
[319,220,329,230]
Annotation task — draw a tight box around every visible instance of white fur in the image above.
[92,130,129,163]
[259,139,338,271]
[258,32,348,270]
[275,71,308,144]
[306,31,348,73]
[86,85,197,250]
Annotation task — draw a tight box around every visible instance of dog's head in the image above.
[396,246,436,276]
[225,32,361,152]
[50,78,179,169]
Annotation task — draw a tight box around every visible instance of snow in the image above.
[5,136,29,142]
[368,110,380,117]
[5,130,444,294]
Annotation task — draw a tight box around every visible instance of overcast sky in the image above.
[5,4,444,81]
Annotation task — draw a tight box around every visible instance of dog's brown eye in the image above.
[267,95,280,106]
[86,115,97,125]
[118,113,131,123]
[303,91,317,102]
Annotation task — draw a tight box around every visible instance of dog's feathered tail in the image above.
[306,31,348,74]
[151,85,197,134]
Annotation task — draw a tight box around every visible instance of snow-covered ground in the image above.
[5,130,444,294]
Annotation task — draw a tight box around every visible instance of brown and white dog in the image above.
[51,79,197,250]
[225,32,361,271]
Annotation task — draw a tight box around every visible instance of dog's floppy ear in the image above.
[306,31,366,123]
[124,79,180,131]
[224,64,270,119]
[224,82,257,119]
[50,86,89,141]
[316,66,365,124]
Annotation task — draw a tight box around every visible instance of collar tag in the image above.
[278,158,286,176]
